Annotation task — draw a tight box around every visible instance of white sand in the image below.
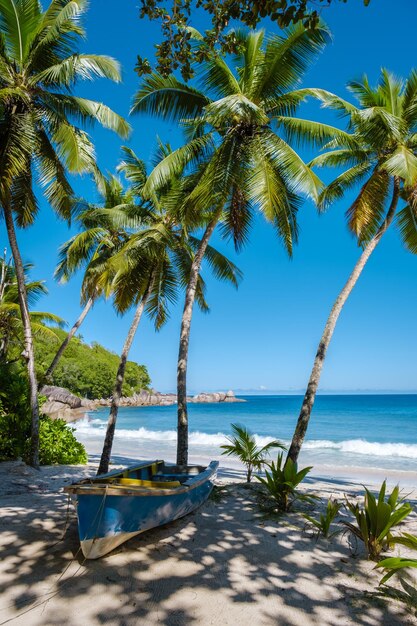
[0,458,416,626]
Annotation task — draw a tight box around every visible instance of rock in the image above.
[189,390,243,404]
[225,390,240,402]
[40,385,82,409]
[41,385,245,424]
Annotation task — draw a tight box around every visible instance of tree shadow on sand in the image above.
[0,459,416,626]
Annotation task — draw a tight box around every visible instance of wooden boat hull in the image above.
[65,460,218,559]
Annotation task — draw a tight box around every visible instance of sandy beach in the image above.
[1,457,416,626]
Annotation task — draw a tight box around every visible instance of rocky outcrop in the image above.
[41,386,245,421]
[40,386,95,423]
[189,390,244,403]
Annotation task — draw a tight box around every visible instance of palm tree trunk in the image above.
[3,205,40,468]
[43,296,94,385]
[97,278,154,476]
[0,247,7,303]
[176,210,221,466]
[287,180,400,464]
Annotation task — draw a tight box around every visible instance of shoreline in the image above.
[74,428,417,489]
[0,458,416,625]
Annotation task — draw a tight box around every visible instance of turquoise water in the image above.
[75,394,417,472]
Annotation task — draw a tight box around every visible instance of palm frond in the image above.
[383,146,417,186]
[118,146,148,195]
[29,53,122,87]
[143,133,214,197]
[249,135,300,256]
[220,185,253,251]
[318,162,373,211]
[346,169,391,243]
[261,129,322,201]
[190,236,242,287]
[0,0,42,66]
[257,23,330,99]
[275,115,358,151]
[131,73,210,119]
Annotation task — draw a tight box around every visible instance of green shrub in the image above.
[220,423,286,482]
[256,453,314,511]
[303,499,342,539]
[35,416,87,465]
[0,363,87,465]
[0,363,31,461]
[343,481,413,560]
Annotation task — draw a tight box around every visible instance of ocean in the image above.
[74,394,417,476]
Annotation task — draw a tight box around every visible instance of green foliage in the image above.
[134,27,332,260]
[309,70,417,248]
[137,0,370,79]
[220,423,286,482]
[343,481,413,560]
[0,363,86,464]
[303,499,342,538]
[0,362,31,461]
[0,0,129,229]
[256,453,314,511]
[35,329,151,399]
[376,533,417,585]
[0,255,63,362]
[35,416,87,465]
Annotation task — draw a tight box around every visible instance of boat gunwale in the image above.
[64,460,219,497]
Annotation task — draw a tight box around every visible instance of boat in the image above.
[64,459,219,559]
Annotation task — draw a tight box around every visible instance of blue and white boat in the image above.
[65,459,218,559]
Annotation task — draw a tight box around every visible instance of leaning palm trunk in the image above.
[177,211,221,466]
[3,205,40,468]
[43,296,94,385]
[287,180,400,464]
[97,279,154,476]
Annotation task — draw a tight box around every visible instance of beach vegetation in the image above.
[0,362,86,464]
[256,452,314,511]
[373,578,417,616]
[343,481,413,560]
[0,362,31,461]
[96,148,241,475]
[376,533,417,585]
[0,254,64,362]
[0,0,130,468]
[220,423,286,482]
[134,26,335,466]
[303,498,342,538]
[35,329,151,399]
[46,172,149,389]
[34,416,87,465]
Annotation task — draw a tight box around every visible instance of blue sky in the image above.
[2,0,417,393]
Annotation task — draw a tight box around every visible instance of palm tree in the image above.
[221,423,286,482]
[132,25,350,465]
[0,0,130,466]
[46,176,137,384]
[287,69,417,462]
[96,146,242,474]
[0,253,63,361]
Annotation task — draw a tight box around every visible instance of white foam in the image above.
[307,439,417,459]
[74,420,417,460]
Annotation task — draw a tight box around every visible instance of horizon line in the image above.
[156,389,417,396]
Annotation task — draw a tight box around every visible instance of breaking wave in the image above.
[74,419,417,459]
